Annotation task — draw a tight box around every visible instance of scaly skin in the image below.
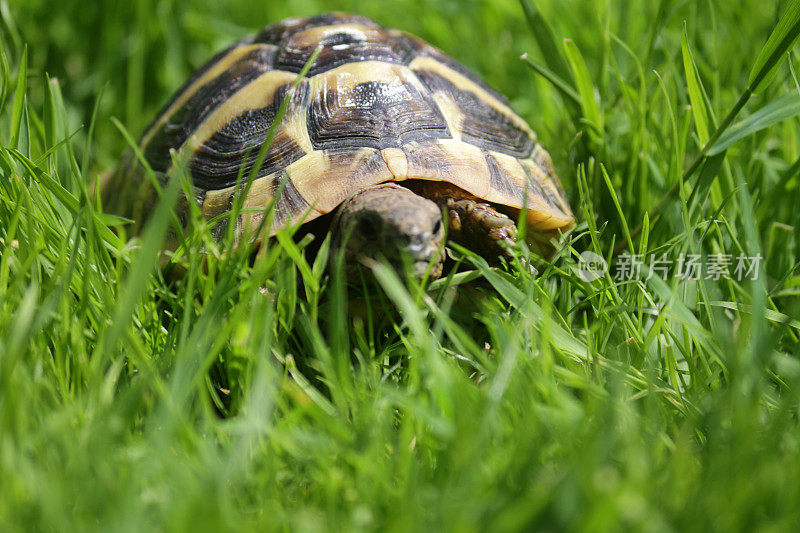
[405,181,518,261]
[332,183,446,279]
[332,181,522,280]
[445,197,518,260]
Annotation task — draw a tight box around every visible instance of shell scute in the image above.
[277,24,415,75]
[125,12,574,242]
[307,62,451,151]
[415,68,534,159]
[142,44,278,173]
[189,80,311,191]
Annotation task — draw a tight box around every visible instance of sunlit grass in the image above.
[1,0,800,530]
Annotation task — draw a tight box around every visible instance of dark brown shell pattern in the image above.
[131,12,575,242]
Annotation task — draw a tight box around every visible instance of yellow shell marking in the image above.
[406,139,492,198]
[429,91,465,142]
[409,56,536,141]
[381,147,408,178]
[288,23,384,47]
[140,43,276,151]
[202,185,236,220]
[172,69,299,169]
[287,148,394,213]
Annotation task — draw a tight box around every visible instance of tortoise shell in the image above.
[123,12,574,242]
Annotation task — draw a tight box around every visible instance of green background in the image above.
[2,0,800,530]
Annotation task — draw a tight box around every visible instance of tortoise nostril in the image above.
[402,225,422,245]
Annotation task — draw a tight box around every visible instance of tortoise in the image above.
[105,12,575,279]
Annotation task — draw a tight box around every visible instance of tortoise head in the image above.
[332,183,446,279]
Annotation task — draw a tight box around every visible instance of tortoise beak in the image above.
[410,248,446,279]
[400,218,445,279]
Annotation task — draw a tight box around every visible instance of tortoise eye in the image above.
[432,218,443,236]
[357,214,381,241]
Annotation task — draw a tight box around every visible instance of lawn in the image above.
[2,0,800,530]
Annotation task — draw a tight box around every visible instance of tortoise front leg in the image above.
[446,197,517,261]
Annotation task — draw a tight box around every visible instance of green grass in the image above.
[2,0,800,530]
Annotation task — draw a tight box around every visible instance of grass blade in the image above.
[519,0,572,84]
[0,47,10,114]
[521,54,580,105]
[563,39,603,145]
[8,44,25,149]
[709,93,800,155]
[682,24,712,144]
[95,175,181,362]
[749,0,800,93]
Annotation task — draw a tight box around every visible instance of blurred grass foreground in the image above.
[2,0,800,530]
